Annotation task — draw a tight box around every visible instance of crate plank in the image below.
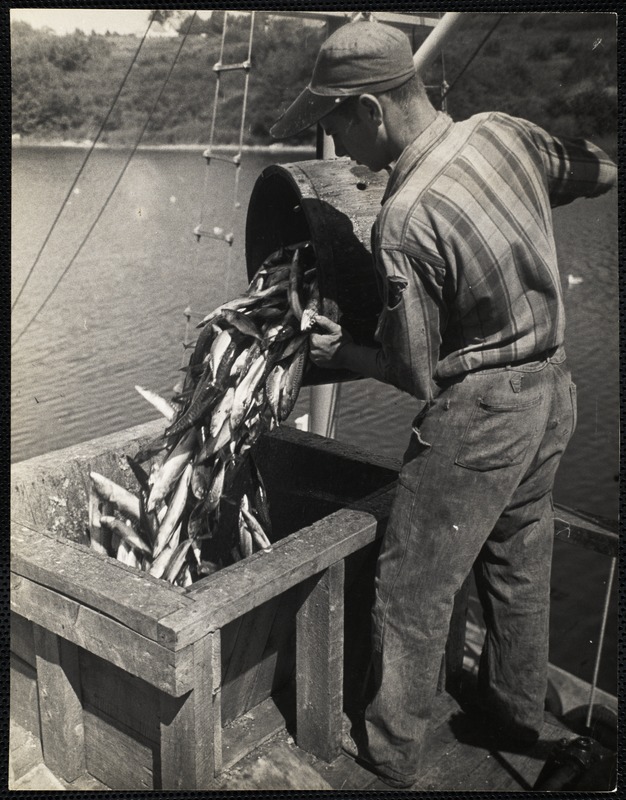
[10,653,40,739]
[84,705,155,790]
[11,419,165,542]
[260,424,402,475]
[158,485,395,651]
[11,523,193,641]
[159,631,221,789]
[11,613,35,667]
[12,574,193,695]
[33,625,85,782]
[296,562,345,762]
[220,615,243,681]
[79,649,160,743]
[245,586,298,711]
[221,598,280,724]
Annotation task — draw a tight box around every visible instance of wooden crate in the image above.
[11,420,409,789]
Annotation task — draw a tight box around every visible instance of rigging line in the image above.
[208,12,229,152]
[442,14,504,99]
[198,9,229,237]
[12,13,198,350]
[233,12,255,204]
[226,11,256,298]
[11,11,157,316]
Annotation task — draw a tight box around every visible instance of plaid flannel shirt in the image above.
[372,111,617,401]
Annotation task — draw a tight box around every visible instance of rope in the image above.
[442,14,504,99]
[233,13,255,213]
[226,11,255,299]
[194,10,229,264]
[586,556,616,727]
[11,11,157,315]
[438,12,449,113]
[12,13,198,349]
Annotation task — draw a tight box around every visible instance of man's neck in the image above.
[397,103,438,153]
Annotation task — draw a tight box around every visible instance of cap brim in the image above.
[270,87,345,139]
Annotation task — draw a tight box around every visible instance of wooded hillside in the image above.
[11,12,617,153]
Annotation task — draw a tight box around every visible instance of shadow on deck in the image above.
[10,680,615,792]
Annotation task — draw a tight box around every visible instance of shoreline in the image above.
[11,137,316,154]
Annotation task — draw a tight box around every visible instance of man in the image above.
[271,19,616,789]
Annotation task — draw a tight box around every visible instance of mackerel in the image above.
[230,353,267,429]
[162,540,192,584]
[197,416,233,461]
[149,523,182,579]
[209,386,235,438]
[206,458,227,512]
[100,516,152,555]
[240,505,272,551]
[90,472,141,520]
[208,328,233,375]
[152,461,193,556]
[147,429,195,511]
[134,385,177,422]
[265,363,285,421]
[221,309,262,341]
[279,339,309,421]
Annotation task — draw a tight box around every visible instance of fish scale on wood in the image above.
[84,244,320,584]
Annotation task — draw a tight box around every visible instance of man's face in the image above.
[320,100,389,172]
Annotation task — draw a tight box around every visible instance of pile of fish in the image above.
[88,242,321,586]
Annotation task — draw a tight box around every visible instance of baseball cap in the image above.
[270,21,416,139]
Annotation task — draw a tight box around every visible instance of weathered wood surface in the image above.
[11,524,193,641]
[79,650,160,743]
[221,598,280,724]
[11,613,36,667]
[222,691,294,772]
[12,574,194,695]
[33,624,85,782]
[11,419,165,543]
[10,653,40,739]
[296,562,345,762]
[83,706,155,790]
[159,631,221,789]
[244,586,299,712]
[157,484,395,651]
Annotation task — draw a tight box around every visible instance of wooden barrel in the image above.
[245,159,388,349]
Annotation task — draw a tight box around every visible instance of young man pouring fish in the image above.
[270,19,617,789]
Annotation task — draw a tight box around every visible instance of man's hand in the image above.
[309,315,353,368]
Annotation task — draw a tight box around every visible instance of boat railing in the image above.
[551,504,618,726]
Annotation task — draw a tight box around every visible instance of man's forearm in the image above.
[335,342,387,383]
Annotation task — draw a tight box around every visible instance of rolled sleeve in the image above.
[374,247,443,403]
[523,120,617,207]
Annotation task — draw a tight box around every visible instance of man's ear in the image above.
[358,94,383,125]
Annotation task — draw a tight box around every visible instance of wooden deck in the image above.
[10,687,592,791]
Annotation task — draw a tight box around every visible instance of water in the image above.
[11,145,618,694]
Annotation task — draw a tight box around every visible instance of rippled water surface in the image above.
[11,145,618,692]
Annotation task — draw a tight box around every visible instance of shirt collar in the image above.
[382,112,454,204]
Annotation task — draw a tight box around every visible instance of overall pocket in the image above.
[455,394,542,471]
